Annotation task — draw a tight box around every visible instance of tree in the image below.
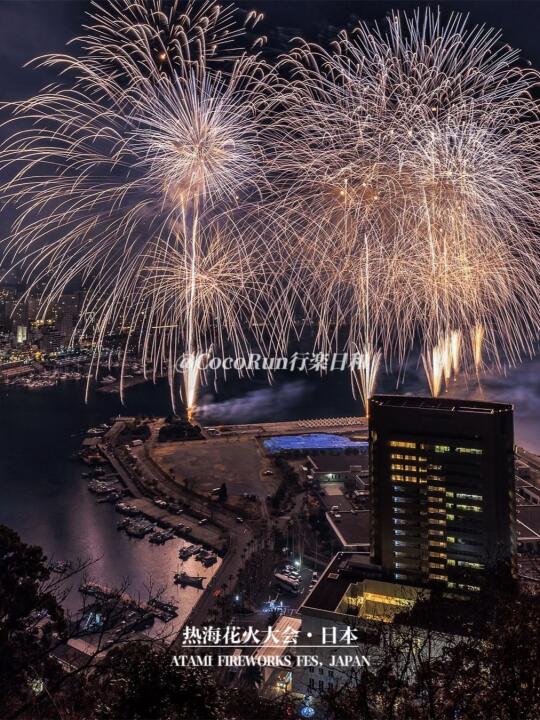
[0,525,66,718]
[321,588,540,720]
[91,643,227,720]
[0,525,176,719]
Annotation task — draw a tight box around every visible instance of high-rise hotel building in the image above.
[369,395,516,593]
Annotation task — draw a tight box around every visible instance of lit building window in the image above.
[389,441,416,449]
[363,592,416,607]
[391,474,417,484]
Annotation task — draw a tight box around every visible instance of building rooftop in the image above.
[326,509,370,549]
[253,615,302,658]
[300,553,483,636]
[370,394,513,415]
[301,553,381,615]
[263,433,367,455]
[309,453,368,473]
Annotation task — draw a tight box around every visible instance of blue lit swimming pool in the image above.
[263,433,368,455]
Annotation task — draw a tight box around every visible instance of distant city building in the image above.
[16,325,27,344]
[369,395,516,593]
[40,329,65,354]
[0,286,17,303]
[56,293,80,342]
[5,298,28,333]
[27,294,46,324]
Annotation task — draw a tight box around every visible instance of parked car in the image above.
[285,574,301,582]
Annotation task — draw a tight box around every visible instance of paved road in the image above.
[99,443,141,498]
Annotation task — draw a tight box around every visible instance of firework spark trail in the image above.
[0,0,286,412]
[274,8,540,402]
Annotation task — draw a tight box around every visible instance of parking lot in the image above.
[151,435,281,500]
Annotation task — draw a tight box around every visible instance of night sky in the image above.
[2,1,540,104]
[1,0,539,262]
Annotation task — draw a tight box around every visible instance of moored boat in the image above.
[174,572,204,588]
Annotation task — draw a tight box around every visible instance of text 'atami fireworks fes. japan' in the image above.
[2,1,540,413]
